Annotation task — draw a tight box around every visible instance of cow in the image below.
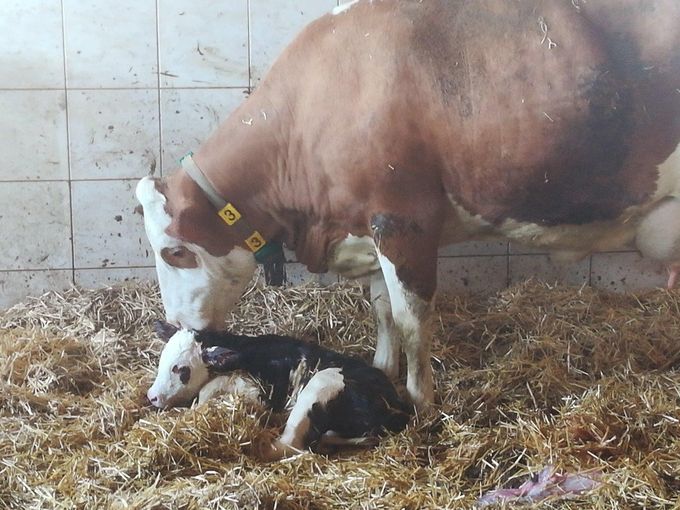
[147,321,411,460]
[136,0,680,409]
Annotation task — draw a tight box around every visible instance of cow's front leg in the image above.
[377,253,435,408]
[370,271,402,380]
[371,213,439,409]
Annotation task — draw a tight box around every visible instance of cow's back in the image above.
[273,0,679,233]
[419,0,680,228]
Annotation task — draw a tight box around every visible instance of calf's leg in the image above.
[255,368,345,461]
[197,373,261,405]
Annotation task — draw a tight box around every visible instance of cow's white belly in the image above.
[441,200,641,262]
[443,142,680,261]
[653,141,680,200]
[328,234,380,278]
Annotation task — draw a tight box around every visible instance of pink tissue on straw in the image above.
[477,465,602,507]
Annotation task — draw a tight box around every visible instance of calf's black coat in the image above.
[196,330,412,444]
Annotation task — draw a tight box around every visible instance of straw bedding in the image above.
[1,275,679,509]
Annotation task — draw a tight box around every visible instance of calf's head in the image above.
[147,321,243,408]
[135,176,256,331]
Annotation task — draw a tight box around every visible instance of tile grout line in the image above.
[505,241,510,288]
[155,0,163,177]
[0,266,157,274]
[0,86,251,91]
[0,177,162,184]
[247,0,252,92]
[60,0,76,287]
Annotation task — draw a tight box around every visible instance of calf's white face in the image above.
[135,177,257,331]
[147,328,209,408]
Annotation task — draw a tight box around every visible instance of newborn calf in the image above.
[147,321,411,460]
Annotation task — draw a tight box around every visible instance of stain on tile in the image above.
[68,89,160,179]
[0,0,64,88]
[160,88,245,172]
[64,0,157,87]
[0,182,71,270]
[72,180,152,268]
[0,91,68,180]
[159,0,248,87]
[0,270,73,309]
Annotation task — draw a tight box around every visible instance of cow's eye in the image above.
[172,364,191,384]
[160,246,198,268]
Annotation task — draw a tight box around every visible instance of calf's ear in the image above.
[154,320,179,342]
[202,346,240,370]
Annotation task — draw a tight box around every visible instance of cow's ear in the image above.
[154,320,179,342]
[201,346,240,370]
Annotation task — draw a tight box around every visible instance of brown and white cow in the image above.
[136,0,680,408]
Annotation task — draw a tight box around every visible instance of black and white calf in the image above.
[147,321,412,460]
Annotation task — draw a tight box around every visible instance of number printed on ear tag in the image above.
[218,203,241,225]
[245,231,266,252]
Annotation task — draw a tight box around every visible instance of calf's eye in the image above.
[172,364,191,384]
[179,366,191,384]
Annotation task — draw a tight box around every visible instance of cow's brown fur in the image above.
[159,0,680,299]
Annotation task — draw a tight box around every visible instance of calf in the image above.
[147,321,411,460]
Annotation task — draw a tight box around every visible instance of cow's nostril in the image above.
[149,395,158,403]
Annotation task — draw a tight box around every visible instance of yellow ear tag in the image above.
[245,231,266,252]
[218,203,242,225]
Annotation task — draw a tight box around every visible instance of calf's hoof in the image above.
[251,431,301,462]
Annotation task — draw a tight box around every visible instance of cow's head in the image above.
[135,176,257,331]
[147,321,243,408]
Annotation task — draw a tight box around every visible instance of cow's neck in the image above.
[192,86,291,247]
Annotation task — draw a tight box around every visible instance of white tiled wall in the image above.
[0,0,668,309]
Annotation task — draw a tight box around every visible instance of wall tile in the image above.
[437,256,508,295]
[509,254,590,286]
[283,247,298,262]
[69,89,160,179]
[509,242,549,255]
[250,0,337,84]
[0,182,71,270]
[439,241,507,257]
[159,0,248,87]
[63,0,157,88]
[75,267,157,289]
[0,0,64,89]
[0,90,68,181]
[72,180,151,268]
[591,252,667,291]
[285,263,339,286]
[0,270,73,310]
[160,88,246,172]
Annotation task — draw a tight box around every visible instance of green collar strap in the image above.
[179,151,282,263]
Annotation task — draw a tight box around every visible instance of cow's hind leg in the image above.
[255,368,345,461]
[370,271,402,379]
